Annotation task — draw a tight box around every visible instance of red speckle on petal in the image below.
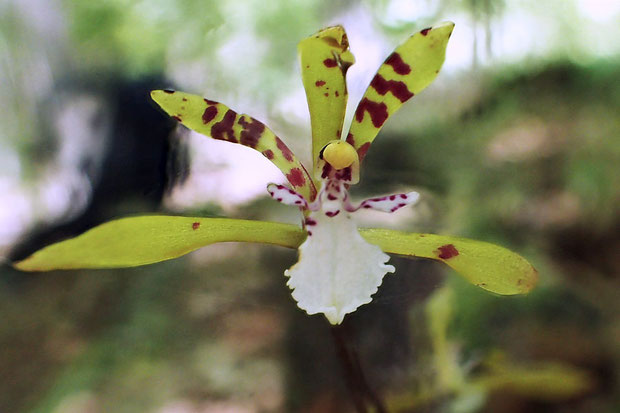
[321,163,332,179]
[335,91,340,97]
[211,109,238,143]
[276,137,294,162]
[172,115,182,122]
[323,58,338,67]
[357,142,371,161]
[204,98,218,105]
[305,217,317,226]
[385,52,411,75]
[420,27,431,36]
[238,116,265,148]
[437,244,459,259]
[262,149,274,159]
[335,167,352,181]
[370,74,414,103]
[355,98,388,128]
[324,92,329,97]
[315,80,326,87]
[202,105,218,124]
[192,222,200,230]
[286,168,306,187]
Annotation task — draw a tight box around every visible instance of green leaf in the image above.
[474,354,593,400]
[14,216,305,271]
[298,25,354,178]
[360,229,537,295]
[346,22,454,161]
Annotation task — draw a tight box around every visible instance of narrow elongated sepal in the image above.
[14,218,536,296]
[151,90,317,201]
[13,216,306,271]
[298,26,355,177]
[359,229,537,295]
[347,22,455,161]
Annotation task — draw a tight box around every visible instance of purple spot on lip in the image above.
[400,194,407,199]
[325,210,340,217]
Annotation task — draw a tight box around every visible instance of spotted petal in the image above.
[151,90,317,201]
[13,219,537,296]
[346,22,455,161]
[298,26,355,178]
[361,229,538,295]
[13,216,305,271]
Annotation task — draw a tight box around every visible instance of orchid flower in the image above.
[14,23,537,324]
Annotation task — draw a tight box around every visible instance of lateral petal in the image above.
[13,216,305,271]
[347,22,454,161]
[151,90,317,201]
[359,228,538,295]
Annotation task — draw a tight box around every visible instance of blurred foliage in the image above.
[1,0,620,412]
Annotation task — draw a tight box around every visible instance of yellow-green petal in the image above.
[359,229,537,295]
[346,22,454,161]
[151,90,317,201]
[298,25,355,178]
[14,219,537,296]
[13,216,305,271]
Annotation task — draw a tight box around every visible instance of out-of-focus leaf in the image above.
[346,22,454,161]
[426,285,464,390]
[298,25,354,178]
[360,229,538,295]
[151,90,317,201]
[14,216,305,271]
[475,353,593,400]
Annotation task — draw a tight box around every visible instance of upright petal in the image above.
[151,90,317,201]
[347,22,454,161]
[298,26,355,178]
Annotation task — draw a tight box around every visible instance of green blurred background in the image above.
[1,0,619,412]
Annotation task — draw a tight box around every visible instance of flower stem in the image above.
[330,324,387,413]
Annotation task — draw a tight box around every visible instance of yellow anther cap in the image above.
[322,140,358,170]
